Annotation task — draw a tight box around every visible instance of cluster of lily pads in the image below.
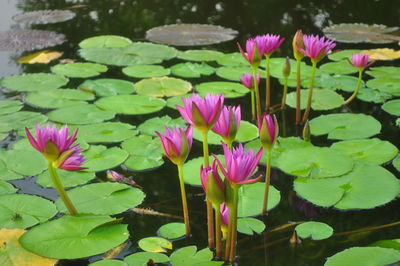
[0,29,399,266]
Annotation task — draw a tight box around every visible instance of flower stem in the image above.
[214,203,222,258]
[251,90,256,121]
[224,211,232,260]
[229,187,239,263]
[295,59,302,124]
[252,67,262,119]
[302,61,317,123]
[262,149,272,215]
[265,55,271,111]
[48,162,77,215]
[344,69,363,105]
[281,76,288,109]
[177,164,190,237]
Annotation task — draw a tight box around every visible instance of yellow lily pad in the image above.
[18,50,63,64]
[361,48,400,60]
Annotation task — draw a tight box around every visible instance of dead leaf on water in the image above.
[361,48,400,60]
[18,50,63,64]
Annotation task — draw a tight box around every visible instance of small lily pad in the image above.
[382,99,400,116]
[36,169,95,188]
[196,81,248,98]
[138,237,172,253]
[75,122,137,143]
[170,62,215,78]
[0,111,47,132]
[370,239,400,251]
[216,66,265,81]
[182,155,223,186]
[310,113,381,140]
[124,252,169,266]
[90,259,127,266]
[25,88,94,109]
[158,223,186,240]
[285,89,344,111]
[169,246,221,266]
[237,217,265,235]
[78,78,134,97]
[0,73,68,92]
[178,50,224,62]
[166,94,193,110]
[79,35,132,49]
[366,66,400,79]
[295,222,333,240]
[328,49,362,61]
[0,100,23,115]
[0,180,17,194]
[95,95,166,115]
[51,62,108,78]
[134,77,192,97]
[393,155,400,172]
[83,145,129,172]
[48,104,116,124]
[357,87,392,103]
[325,247,400,266]
[320,61,357,75]
[138,115,187,136]
[366,78,400,96]
[0,157,22,181]
[122,65,170,78]
[216,52,248,67]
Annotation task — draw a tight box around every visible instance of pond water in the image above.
[0,0,399,265]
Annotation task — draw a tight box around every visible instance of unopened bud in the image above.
[302,120,310,142]
[293,30,305,61]
[282,57,291,78]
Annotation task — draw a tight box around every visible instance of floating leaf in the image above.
[138,237,172,253]
[183,156,220,186]
[0,100,22,115]
[237,217,265,235]
[95,95,166,115]
[322,23,400,44]
[310,113,381,140]
[83,145,129,172]
[56,182,145,215]
[285,89,344,111]
[79,78,134,97]
[170,62,215,78]
[13,10,75,25]
[178,50,224,62]
[166,94,193,110]
[361,48,400,60]
[0,180,17,194]
[36,169,95,188]
[320,61,357,75]
[146,24,238,46]
[0,228,58,266]
[26,88,94,109]
[382,99,400,116]
[216,66,265,81]
[124,252,169,266]
[134,77,191,97]
[48,104,115,124]
[331,138,398,165]
[90,259,127,266]
[79,35,132,49]
[0,194,57,229]
[294,163,400,209]
[370,239,400,251]
[0,73,68,92]
[0,111,47,132]
[0,149,47,176]
[169,246,222,266]
[324,247,400,266]
[138,116,187,136]
[327,49,362,61]
[75,122,137,143]
[366,78,400,96]
[366,66,400,79]
[18,50,63,64]
[196,81,248,98]
[51,62,108,78]
[295,222,333,240]
[158,222,186,239]
[394,155,400,172]
[357,87,392,103]
[216,52,248,67]
[19,215,129,259]
[122,65,170,78]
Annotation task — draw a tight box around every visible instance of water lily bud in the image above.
[156,126,193,165]
[258,113,279,150]
[292,30,305,61]
[302,120,310,142]
[282,57,291,78]
[200,161,225,205]
[211,105,241,146]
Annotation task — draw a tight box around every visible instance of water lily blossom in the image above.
[292,30,305,124]
[299,34,336,63]
[237,38,261,68]
[293,29,305,61]
[255,34,285,56]
[212,105,241,148]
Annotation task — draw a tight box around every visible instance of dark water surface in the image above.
[1,0,399,265]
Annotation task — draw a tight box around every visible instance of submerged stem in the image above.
[262,149,272,215]
[295,59,302,124]
[344,69,363,105]
[302,61,317,123]
[177,164,190,237]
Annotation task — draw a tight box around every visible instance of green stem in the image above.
[295,59,302,124]
[265,55,271,111]
[224,210,232,260]
[229,187,239,263]
[302,61,317,123]
[177,164,190,237]
[202,132,209,167]
[252,67,262,120]
[251,90,256,121]
[214,204,222,258]
[48,162,77,215]
[344,70,363,105]
[262,149,272,215]
[281,77,288,108]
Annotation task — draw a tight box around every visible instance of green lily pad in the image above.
[36,169,95,188]
[285,89,344,110]
[74,122,137,143]
[295,222,333,240]
[90,259,127,266]
[327,75,364,92]
[294,163,400,209]
[83,145,129,172]
[393,155,400,172]
[56,182,145,215]
[51,63,108,78]
[0,111,47,132]
[331,138,398,165]
[324,247,400,266]
[276,146,353,178]
[0,100,23,115]
[25,88,94,109]
[0,194,57,229]
[170,246,222,266]
[310,113,381,140]
[269,58,316,80]
[320,61,357,75]
[138,237,172,253]
[78,78,135,97]
[121,135,164,171]
[183,156,220,186]
[370,239,400,251]
[366,78,400,96]
[170,62,215,78]
[357,87,392,103]
[238,182,281,217]
[0,149,47,176]
[134,77,192,98]
[166,94,193,110]
[237,217,265,235]
[0,73,68,92]
[327,49,362,61]
[0,158,23,181]
[0,181,17,194]
[124,252,169,266]
[216,52,248,67]
[79,35,132,49]
[216,66,265,81]
[196,81,248,98]
[158,222,186,240]
[177,50,224,62]
[122,65,170,78]
[138,115,187,136]
[382,99,400,116]
[95,95,166,115]
[366,66,400,79]
[19,215,129,259]
[48,105,116,124]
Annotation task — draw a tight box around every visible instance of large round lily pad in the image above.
[122,65,170,78]
[0,149,47,176]
[195,81,248,98]
[324,247,400,266]
[309,113,381,140]
[48,104,116,124]
[95,95,166,115]
[285,89,344,110]
[170,62,215,78]
[295,222,333,240]
[134,77,192,97]
[366,78,400,96]
[83,145,129,172]
[146,24,238,46]
[19,215,129,259]
[138,115,187,136]
[294,163,400,209]
[36,169,95,188]
[56,182,145,215]
[79,35,132,49]
[78,78,134,97]
[25,88,94,109]
[382,99,400,116]
[0,73,68,92]
[0,194,57,229]
[51,62,108,78]
[75,122,137,143]
[177,50,224,62]
[0,111,47,132]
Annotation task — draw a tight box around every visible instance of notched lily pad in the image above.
[13,10,75,25]
[79,78,134,97]
[51,62,108,78]
[75,122,137,143]
[134,77,192,97]
[79,35,132,49]
[286,89,344,111]
[0,100,23,115]
[138,237,172,253]
[361,48,400,61]
[1,73,68,92]
[138,115,187,136]
[237,217,265,235]
[158,222,186,240]
[95,95,166,115]
[196,81,248,98]
[83,145,129,172]
[366,78,400,96]
[325,247,400,266]
[178,49,224,62]
[36,169,95,188]
[122,65,170,78]
[382,99,400,116]
[48,104,116,124]
[169,245,222,266]
[295,222,333,240]
[124,252,169,265]
[0,180,17,194]
[25,88,94,109]
[170,62,215,78]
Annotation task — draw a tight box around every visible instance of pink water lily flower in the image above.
[348,53,375,70]
[177,93,224,133]
[220,203,230,226]
[241,73,260,90]
[258,113,279,150]
[214,143,262,186]
[25,124,85,170]
[299,34,336,63]
[237,38,261,67]
[212,105,241,144]
[156,126,193,165]
[200,160,224,205]
[254,34,285,56]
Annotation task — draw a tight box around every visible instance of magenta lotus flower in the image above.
[200,160,224,204]
[254,34,285,56]
[258,113,279,150]
[220,203,230,226]
[348,53,375,70]
[241,73,260,90]
[156,126,193,165]
[299,34,336,63]
[25,124,85,170]
[214,143,262,186]
[237,38,261,67]
[212,105,241,144]
[177,94,224,133]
